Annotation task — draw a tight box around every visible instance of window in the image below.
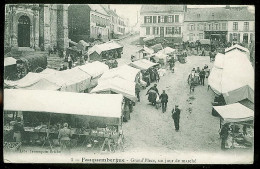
[222,23,227,30]
[153,27,159,35]
[158,16,160,23]
[147,16,152,23]
[166,27,173,34]
[189,24,195,31]
[244,22,249,31]
[175,15,179,23]
[153,16,157,23]
[198,24,204,31]
[197,14,200,18]
[199,33,204,39]
[215,23,218,30]
[189,33,194,41]
[208,24,211,30]
[233,22,238,30]
[233,33,238,41]
[160,16,164,23]
[168,15,174,23]
[175,27,181,34]
[146,27,150,35]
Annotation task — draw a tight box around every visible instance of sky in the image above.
[110,5,255,26]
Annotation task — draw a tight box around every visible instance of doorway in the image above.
[160,27,164,37]
[18,15,30,47]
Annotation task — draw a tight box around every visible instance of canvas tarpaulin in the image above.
[4,89,123,119]
[208,50,254,104]
[129,59,159,70]
[213,103,254,123]
[91,77,137,101]
[78,61,109,78]
[4,57,17,67]
[157,47,176,55]
[88,41,123,55]
[225,44,250,59]
[99,64,140,83]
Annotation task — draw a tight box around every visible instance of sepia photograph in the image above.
[3,4,255,164]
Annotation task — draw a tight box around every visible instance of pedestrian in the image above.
[172,105,181,131]
[12,117,24,142]
[199,68,206,86]
[135,83,141,102]
[154,69,160,83]
[146,84,159,106]
[201,47,205,56]
[123,99,130,122]
[68,55,73,69]
[220,123,229,150]
[58,123,72,152]
[196,67,200,73]
[159,90,168,113]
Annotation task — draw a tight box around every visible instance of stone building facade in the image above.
[4,4,69,51]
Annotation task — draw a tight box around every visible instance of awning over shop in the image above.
[4,57,17,67]
[88,41,123,55]
[129,59,159,70]
[99,64,140,83]
[213,103,254,123]
[78,61,109,78]
[4,89,123,119]
[91,77,137,101]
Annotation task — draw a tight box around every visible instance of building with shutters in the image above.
[68,4,110,43]
[183,6,255,44]
[4,4,69,51]
[139,5,187,44]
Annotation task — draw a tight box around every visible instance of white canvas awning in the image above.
[213,103,254,123]
[88,41,123,55]
[208,50,254,104]
[91,77,137,101]
[4,89,123,119]
[129,59,159,70]
[78,61,109,78]
[4,57,17,67]
[157,47,176,55]
[99,64,140,83]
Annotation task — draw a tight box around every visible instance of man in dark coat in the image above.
[220,123,229,150]
[199,68,206,86]
[135,83,141,102]
[172,105,181,131]
[159,90,168,113]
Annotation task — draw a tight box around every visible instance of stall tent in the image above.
[4,67,92,92]
[91,77,137,102]
[88,41,123,62]
[208,50,254,104]
[157,47,176,55]
[225,44,250,60]
[208,53,225,95]
[99,64,141,83]
[4,89,124,125]
[129,59,159,70]
[213,103,254,123]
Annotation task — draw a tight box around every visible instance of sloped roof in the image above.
[88,41,123,55]
[185,7,255,22]
[88,4,109,16]
[101,5,118,17]
[141,5,185,14]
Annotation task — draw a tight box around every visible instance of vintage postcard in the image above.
[3,4,254,164]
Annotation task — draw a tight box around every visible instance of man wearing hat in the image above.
[172,105,181,131]
[159,90,168,113]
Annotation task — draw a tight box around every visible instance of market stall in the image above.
[129,59,159,86]
[213,103,254,149]
[4,89,124,152]
[4,67,92,93]
[78,61,109,90]
[88,41,123,62]
[225,44,250,60]
[91,76,137,102]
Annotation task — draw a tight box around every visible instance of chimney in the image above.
[183,5,187,12]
